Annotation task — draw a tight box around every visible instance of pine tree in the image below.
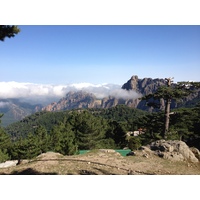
[142,78,200,138]
[10,136,27,164]
[0,128,11,162]
[0,25,20,41]
[59,122,78,155]
[34,126,49,153]
[106,120,127,148]
[69,111,106,150]
[49,122,77,155]
[49,125,63,153]
[25,133,41,159]
[0,114,11,162]
[10,133,42,164]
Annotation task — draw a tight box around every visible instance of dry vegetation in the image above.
[0,150,200,175]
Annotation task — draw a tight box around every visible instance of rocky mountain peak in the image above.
[122,75,139,91]
[122,76,166,95]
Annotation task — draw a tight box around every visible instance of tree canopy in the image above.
[142,78,200,138]
[0,25,20,41]
[1,100,200,163]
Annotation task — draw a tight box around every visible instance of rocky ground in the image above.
[0,148,200,175]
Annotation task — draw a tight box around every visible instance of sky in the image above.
[1,25,200,85]
[1,25,200,103]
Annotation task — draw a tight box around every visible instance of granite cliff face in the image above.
[42,76,169,112]
[122,75,166,95]
[42,75,200,112]
[122,75,200,109]
[121,75,167,110]
[43,91,100,111]
[42,90,140,111]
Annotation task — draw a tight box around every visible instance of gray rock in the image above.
[162,152,185,162]
[139,146,153,154]
[150,140,199,163]
[0,160,18,168]
[190,147,200,161]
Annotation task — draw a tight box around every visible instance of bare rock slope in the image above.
[0,147,200,175]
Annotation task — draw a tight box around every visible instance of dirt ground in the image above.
[0,150,200,175]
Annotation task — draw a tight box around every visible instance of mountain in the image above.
[0,98,42,127]
[40,75,168,112]
[41,90,140,111]
[1,75,200,126]
[122,75,166,95]
[42,75,200,112]
[122,75,200,109]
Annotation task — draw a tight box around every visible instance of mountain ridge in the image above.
[40,76,173,112]
[0,98,42,126]
[1,75,200,126]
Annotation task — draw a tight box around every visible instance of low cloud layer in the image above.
[0,101,10,108]
[0,81,141,105]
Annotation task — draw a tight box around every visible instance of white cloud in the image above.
[0,81,141,105]
[0,101,10,108]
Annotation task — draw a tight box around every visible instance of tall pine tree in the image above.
[142,78,200,138]
[69,111,107,150]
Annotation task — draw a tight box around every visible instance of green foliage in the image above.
[106,120,127,148]
[143,84,193,103]
[34,126,49,153]
[9,126,50,161]
[10,132,42,161]
[0,127,11,162]
[95,138,116,149]
[5,111,68,140]
[142,79,200,138]
[2,100,200,162]
[49,122,78,155]
[165,129,188,141]
[128,137,142,150]
[0,149,9,163]
[69,111,107,150]
[0,25,20,41]
[92,105,147,122]
[0,113,3,124]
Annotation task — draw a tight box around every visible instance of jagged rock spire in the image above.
[122,75,139,91]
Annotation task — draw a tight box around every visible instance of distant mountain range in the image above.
[1,75,200,126]
[42,75,200,112]
[41,75,165,112]
[0,99,42,127]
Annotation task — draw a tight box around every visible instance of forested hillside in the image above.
[5,105,146,138]
[1,103,200,163]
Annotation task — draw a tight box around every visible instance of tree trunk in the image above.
[163,77,173,138]
[163,98,171,138]
[17,157,22,165]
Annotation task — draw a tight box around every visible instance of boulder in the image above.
[160,152,185,162]
[190,147,200,161]
[0,160,18,168]
[139,146,154,153]
[150,140,199,163]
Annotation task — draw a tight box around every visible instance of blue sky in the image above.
[1,25,200,85]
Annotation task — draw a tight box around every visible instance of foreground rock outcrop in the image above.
[149,140,199,163]
[1,148,200,175]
